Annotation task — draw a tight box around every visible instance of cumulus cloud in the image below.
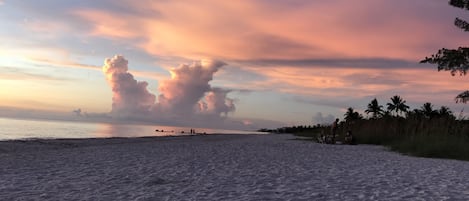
[103,55,156,119]
[102,55,236,126]
[312,112,335,125]
[156,60,226,115]
[197,88,236,116]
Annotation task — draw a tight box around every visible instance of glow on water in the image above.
[0,118,265,140]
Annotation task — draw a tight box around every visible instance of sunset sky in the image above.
[1,0,469,130]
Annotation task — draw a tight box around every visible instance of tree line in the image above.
[344,95,456,122]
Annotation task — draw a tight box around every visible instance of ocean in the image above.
[0,117,264,141]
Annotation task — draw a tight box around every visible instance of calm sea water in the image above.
[0,117,264,141]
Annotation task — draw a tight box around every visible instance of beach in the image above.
[1,134,469,200]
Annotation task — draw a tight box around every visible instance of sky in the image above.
[1,0,469,130]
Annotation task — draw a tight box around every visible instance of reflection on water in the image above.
[0,117,265,140]
[94,124,167,137]
[93,123,265,138]
[0,118,98,140]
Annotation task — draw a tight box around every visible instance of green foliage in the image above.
[343,97,469,161]
[389,134,469,160]
[345,115,469,161]
[279,96,469,161]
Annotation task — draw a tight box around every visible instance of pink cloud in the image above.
[73,0,466,61]
[64,1,469,125]
[101,55,237,126]
[197,88,236,116]
[103,55,156,118]
[74,9,141,39]
[156,59,226,114]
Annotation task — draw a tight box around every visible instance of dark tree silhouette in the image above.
[438,106,455,119]
[408,108,424,118]
[387,95,410,117]
[382,110,392,118]
[365,98,384,119]
[421,0,469,103]
[420,102,438,119]
[344,107,362,122]
[455,91,469,103]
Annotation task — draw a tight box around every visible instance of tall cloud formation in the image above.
[103,55,156,119]
[102,55,235,125]
[197,87,235,116]
[157,60,225,115]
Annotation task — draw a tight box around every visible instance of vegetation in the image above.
[421,0,469,103]
[344,107,362,122]
[271,0,469,161]
[274,95,469,161]
[364,98,384,119]
[386,95,409,117]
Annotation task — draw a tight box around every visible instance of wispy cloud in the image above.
[234,57,426,69]
[0,66,66,81]
[28,57,100,70]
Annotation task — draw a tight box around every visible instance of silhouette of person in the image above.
[344,130,353,145]
[330,118,339,144]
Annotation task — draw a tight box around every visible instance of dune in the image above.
[1,134,469,200]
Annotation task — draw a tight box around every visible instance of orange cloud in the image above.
[72,0,466,61]
[74,9,141,39]
[65,1,469,117]
[216,62,469,105]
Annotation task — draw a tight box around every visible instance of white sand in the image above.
[1,134,469,200]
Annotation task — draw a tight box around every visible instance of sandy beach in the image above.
[1,134,469,200]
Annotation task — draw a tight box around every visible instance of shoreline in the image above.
[0,133,266,154]
[0,132,268,143]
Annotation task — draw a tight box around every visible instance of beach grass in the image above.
[345,117,469,160]
[278,116,469,161]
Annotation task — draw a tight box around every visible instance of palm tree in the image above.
[407,108,423,119]
[439,106,452,116]
[344,107,362,122]
[420,102,437,119]
[438,106,455,119]
[386,95,410,117]
[365,98,384,119]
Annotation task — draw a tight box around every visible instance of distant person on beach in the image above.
[316,130,326,143]
[344,130,354,145]
[317,134,325,143]
[330,118,339,143]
